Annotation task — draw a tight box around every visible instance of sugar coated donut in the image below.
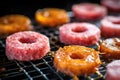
[54,45,101,77]
[100,16,120,38]
[35,8,69,27]
[99,38,120,59]
[106,60,120,80]
[72,3,107,21]
[101,0,120,12]
[0,14,33,37]
[59,22,100,46]
[6,31,50,61]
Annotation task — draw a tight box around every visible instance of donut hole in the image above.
[110,20,120,24]
[19,37,36,44]
[41,11,50,17]
[70,53,84,59]
[72,27,87,33]
[107,17,120,24]
[112,21,120,24]
[41,9,57,18]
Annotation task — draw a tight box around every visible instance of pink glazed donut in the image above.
[59,22,100,46]
[106,60,120,80]
[101,16,120,38]
[101,0,120,12]
[6,31,50,61]
[72,3,107,21]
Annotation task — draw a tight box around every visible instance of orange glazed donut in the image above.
[54,45,101,77]
[99,38,120,59]
[0,14,33,37]
[35,8,69,27]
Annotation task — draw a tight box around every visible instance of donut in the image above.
[6,31,50,61]
[59,22,101,46]
[72,3,107,21]
[54,45,101,77]
[0,14,33,37]
[106,60,120,80]
[100,16,120,38]
[35,8,69,27]
[101,0,120,12]
[99,38,120,59]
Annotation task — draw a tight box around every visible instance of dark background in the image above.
[0,0,100,18]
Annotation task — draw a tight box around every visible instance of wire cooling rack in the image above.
[0,12,109,80]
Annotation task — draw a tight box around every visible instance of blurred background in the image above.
[0,0,100,18]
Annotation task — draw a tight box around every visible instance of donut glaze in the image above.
[72,3,107,21]
[59,22,100,46]
[35,8,69,27]
[101,0,120,12]
[0,14,33,37]
[106,60,120,80]
[101,16,120,38]
[6,31,50,61]
[54,45,101,77]
[99,38,120,59]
